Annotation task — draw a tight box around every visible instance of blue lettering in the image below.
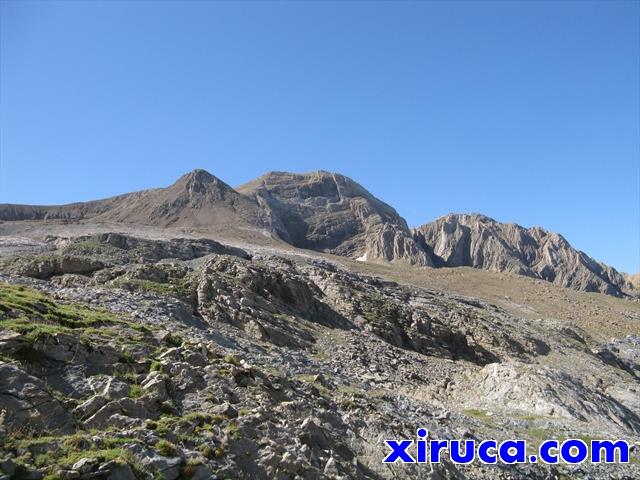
[383,440,415,463]
[499,440,526,464]
[450,440,475,464]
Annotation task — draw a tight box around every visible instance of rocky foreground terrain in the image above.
[0,170,638,480]
[0,229,638,480]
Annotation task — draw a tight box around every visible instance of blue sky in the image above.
[1,0,638,273]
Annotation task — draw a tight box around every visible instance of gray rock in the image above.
[126,444,182,480]
[414,213,627,295]
[140,371,169,402]
[0,458,17,476]
[106,465,135,480]
[72,458,98,474]
[57,470,80,480]
[83,398,151,429]
[0,329,27,355]
[189,465,215,480]
[212,402,238,419]
[0,363,75,434]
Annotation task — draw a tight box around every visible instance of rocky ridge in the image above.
[414,213,631,295]
[0,170,632,295]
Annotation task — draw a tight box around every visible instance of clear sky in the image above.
[1,0,638,273]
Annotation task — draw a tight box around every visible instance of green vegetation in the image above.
[150,360,166,373]
[129,384,145,399]
[118,372,139,384]
[180,459,204,478]
[197,444,215,459]
[0,282,156,366]
[1,283,116,329]
[0,283,149,341]
[224,422,241,441]
[294,374,330,397]
[110,277,192,299]
[223,353,240,365]
[347,288,403,324]
[181,412,214,426]
[164,332,183,348]
[463,408,491,421]
[155,439,178,457]
[63,238,100,255]
[5,433,145,477]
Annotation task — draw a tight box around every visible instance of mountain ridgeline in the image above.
[0,169,631,295]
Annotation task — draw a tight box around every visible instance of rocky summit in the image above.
[237,171,431,266]
[0,170,638,480]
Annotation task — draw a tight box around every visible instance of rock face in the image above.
[237,171,432,266]
[0,363,76,434]
[413,213,628,295]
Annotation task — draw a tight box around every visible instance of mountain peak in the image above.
[171,169,239,197]
[177,168,219,185]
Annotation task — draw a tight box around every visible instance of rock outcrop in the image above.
[413,213,628,295]
[237,171,432,266]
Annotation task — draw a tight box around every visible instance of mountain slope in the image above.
[0,170,279,234]
[237,171,432,266]
[413,213,629,295]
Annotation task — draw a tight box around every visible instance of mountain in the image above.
[0,170,277,233]
[413,213,629,295]
[237,171,431,266]
[1,169,630,295]
[1,171,639,480]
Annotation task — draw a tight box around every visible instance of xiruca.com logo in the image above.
[383,429,631,465]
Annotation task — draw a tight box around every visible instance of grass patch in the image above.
[224,422,241,441]
[463,408,491,421]
[155,439,177,457]
[63,239,100,255]
[0,283,149,343]
[150,360,166,373]
[129,384,145,399]
[294,374,331,397]
[0,282,155,364]
[110,278,192,299]
[223,354,240,365]
[181,412,213,426]
[8,432,145,476]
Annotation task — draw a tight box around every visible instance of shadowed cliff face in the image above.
[0,169,632,295]
[413,213,629,295]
